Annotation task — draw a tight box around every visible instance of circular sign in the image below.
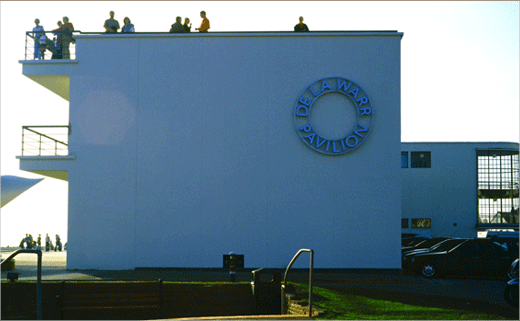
[294,77,373,155]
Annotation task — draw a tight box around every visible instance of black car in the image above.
[408,237,519,278]
[402,238,468,270]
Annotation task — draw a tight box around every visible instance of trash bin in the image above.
[251,268,282,314]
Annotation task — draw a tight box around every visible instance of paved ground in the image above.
[2,249,518,319]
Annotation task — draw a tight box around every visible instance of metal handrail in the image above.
[1,249,43,320]
[22,126,69,156]
[25,30,77,60]
[281,249,314,316]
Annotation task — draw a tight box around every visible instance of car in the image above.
[402,238,468,270]
[408,237,519,279]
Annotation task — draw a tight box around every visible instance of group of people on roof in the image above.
[30,11,309,60]
[30,16,74,60]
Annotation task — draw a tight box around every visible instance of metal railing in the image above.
[21,126,69,156]
[25,30,76,60]
[1,249,43,319]
[281,249,314,316]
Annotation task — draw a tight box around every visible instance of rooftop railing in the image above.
[25,30,77,60]
[21,126,69,156]
[24,30,401,61]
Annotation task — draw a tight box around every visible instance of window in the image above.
[401,218,409,228]
[401,152,408,168]
[411,218,431,228]
[477,149,519,225]
[411,152,431,168]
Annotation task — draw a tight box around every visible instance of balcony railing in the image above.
[21,126,69,156]
[25,30,77,60]
[23,30,390,61]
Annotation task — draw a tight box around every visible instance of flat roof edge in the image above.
[18,60,78,65]
[74,31,404,39]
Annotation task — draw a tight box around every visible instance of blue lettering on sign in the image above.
[321,80,332,92]
[299,96,312,106]
[294,76,373,155]
[316,136,327,148]
[296,106,309,116]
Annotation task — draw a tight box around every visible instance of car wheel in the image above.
[421,263,437,278]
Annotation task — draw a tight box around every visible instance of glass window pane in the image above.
[411,152,431,168]
[401,152,408,168]
[411,218,431,228]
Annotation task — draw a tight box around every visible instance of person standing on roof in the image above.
[183,18,192,32]
[32,19,45,59]
[170,16,185,33]
[294,16,309,32]
[53,21,63,59]
[121,17,135,33]
[60,17,75,59]
[104,11,120,32]
[195,11,210,32]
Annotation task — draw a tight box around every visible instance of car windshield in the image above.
[402,238,425,247]
[414,238,447,249]
[435,239,468,252]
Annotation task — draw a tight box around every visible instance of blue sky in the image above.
[1,1,519,246]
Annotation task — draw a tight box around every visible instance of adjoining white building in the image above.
[401,142,519,238]
[17,31,518,271]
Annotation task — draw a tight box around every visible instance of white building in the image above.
[18,31,403,270]
[401,142,519,238]
[17,31,518,271]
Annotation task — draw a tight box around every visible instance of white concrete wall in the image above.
[401,142,519,238]
[66,32,403,269]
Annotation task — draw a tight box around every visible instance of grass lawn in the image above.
[291,283,519,320]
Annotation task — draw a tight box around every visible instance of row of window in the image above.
[401,151,431,168]
[402,218,431,228]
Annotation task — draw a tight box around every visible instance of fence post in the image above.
[39,133,42,156]
[22,127,25,156]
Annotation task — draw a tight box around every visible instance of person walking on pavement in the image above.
[45,233,50,251]
[55,234,62,251]
[37,234,42,250]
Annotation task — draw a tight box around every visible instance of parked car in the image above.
[504,258,519,308]
[408,237,519,279]
[402,238,468,270]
